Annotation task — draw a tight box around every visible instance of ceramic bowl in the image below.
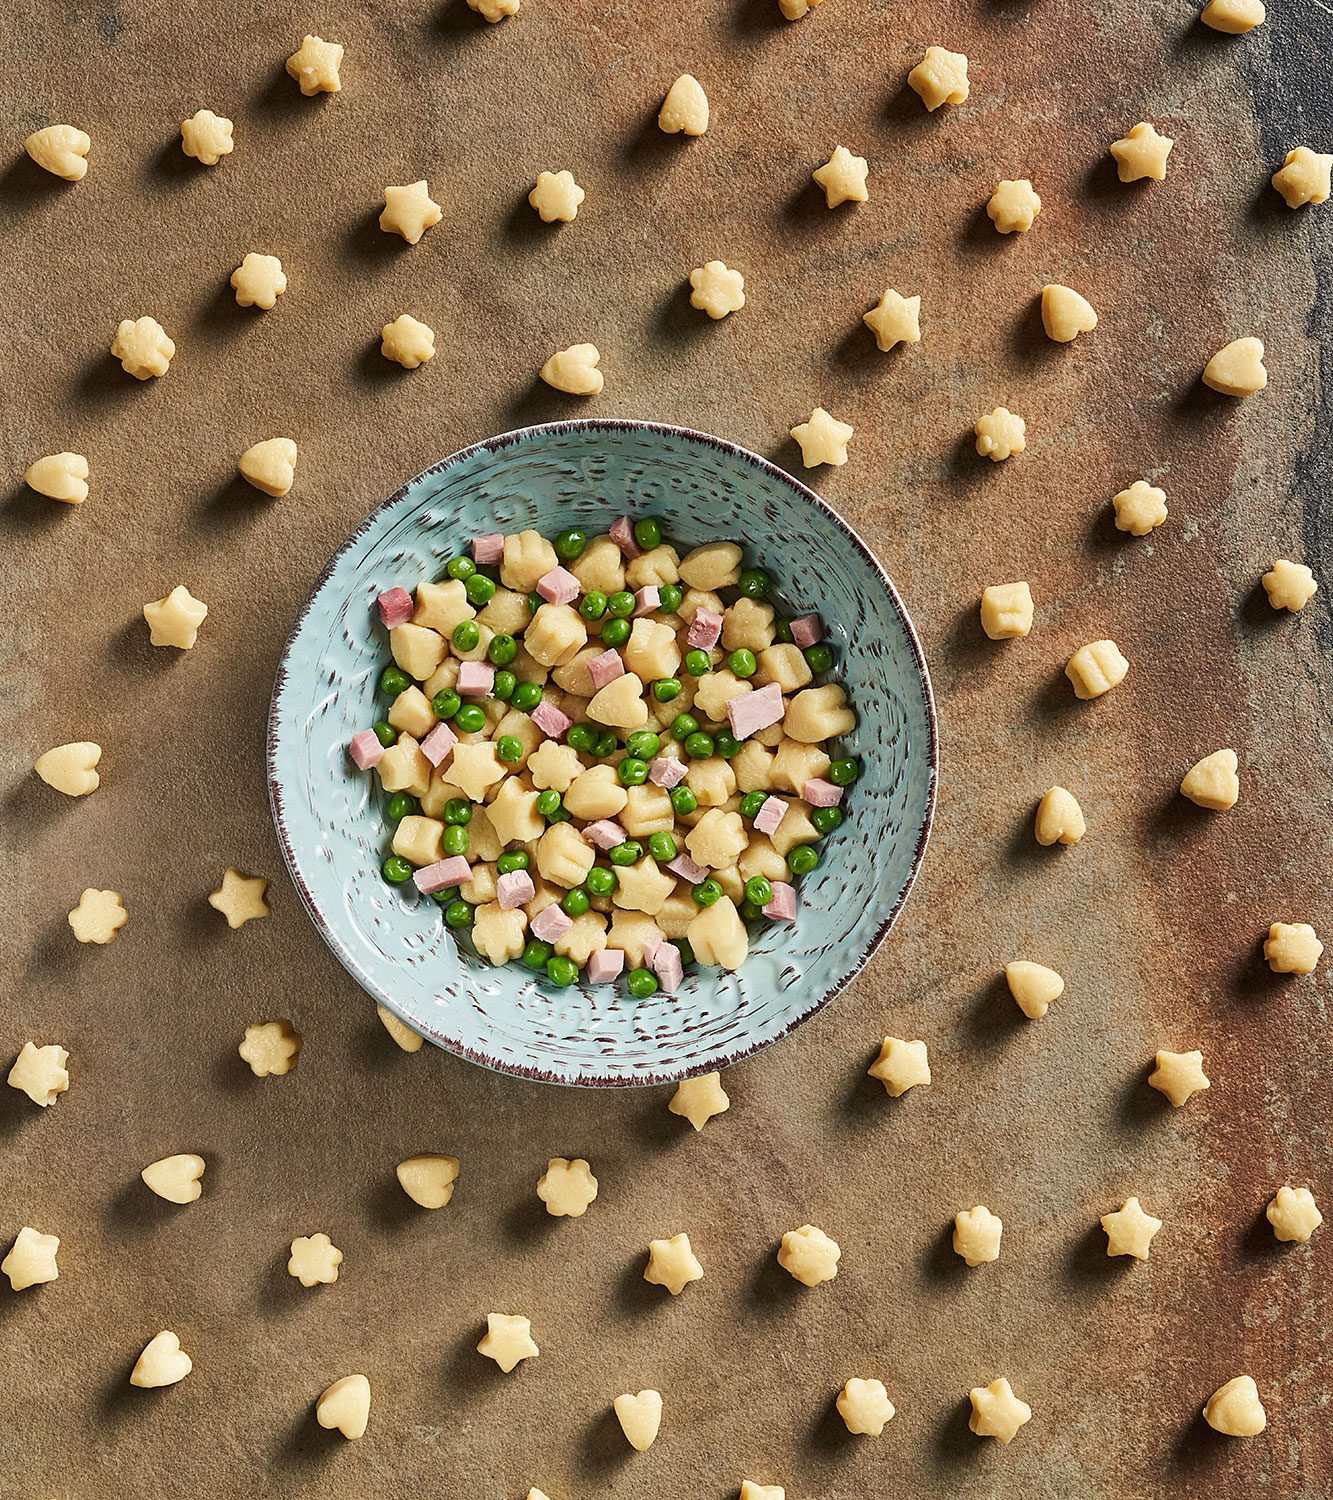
[268,420,936,1086]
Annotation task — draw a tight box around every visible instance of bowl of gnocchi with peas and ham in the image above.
[268,420,936,1085]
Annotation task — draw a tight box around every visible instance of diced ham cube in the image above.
[634,585,660,617]
[587,948,625,984]
[763,881,797,922]
[753,796,787,836]
[349,729,384,770]
[414,856,472,895]
[583,819,627,851]
[496,870,535,910]
[530,700,571,740]
[686,608,722,649]
[641,931,663,964]
[536,566,581,606]
[648,755,687,789]
[377,587,414,629]
[667,852,709,884]
[790,613,824,649]
[586,649,625,692]
[802,777,843,808]
[420,721,458,767]
[456,661,496,697]
[653,941,684,994]
[531,904,573,944]
[610,516,642,559]
[727,682,784,740]
[472,533,504,565]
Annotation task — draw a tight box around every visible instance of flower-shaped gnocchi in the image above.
[381,315,436,369]
[180,109,234,165]
[689,261,745,319]
[112,317,175,380]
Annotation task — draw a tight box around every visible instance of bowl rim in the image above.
[267,417,938,1086]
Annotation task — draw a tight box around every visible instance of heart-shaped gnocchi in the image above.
[130,1330,193,1388]
[1203,336,1267,397]
[24,452,89,503]
[26,124,91,181]
[238,437,298,497]
[316,1374,371,1439]
[1034,786,1086,847]
[396,1154,460,1209]
[1041,284,1098,343]
[539,343,604,396]
[1180,748,1240,811]
[141,1153,206,1204]
[613,1388,664,1452]
[34,741,102,797]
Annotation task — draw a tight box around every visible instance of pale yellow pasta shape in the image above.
[685,757,736,808]
[686,808,748,868]
[627,546,681,588]
[391,622,447,681]
[570,536,625,594]
[739,835,788,883]
[721,598,775,652]
[525,604,588,668]
[392,814,445,867]
[536,821,596,888]
[388,686,437,739]
[784,685,855,743]
[414,579,475,636]
[551,645,602,698]
[732,740,776,791]
[488,778,546,844]
[620,783,675,836]
[526,740,582,792]
[693,670,752,723]
[657,891,698,940]
[624,618,681,682]
[501,530,559,592]
[688,896,748,969]
[607,911,666,968]
[679,542,742,591]
[588,673,648,729]
[754,645,812,694]
[376,734,431,797]
[460,861,498,905]
[611,858,675,916]
[556,912,608,963]
[473,902,527,963]
[477,587,531,636]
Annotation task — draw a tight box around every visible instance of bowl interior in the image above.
[268,421,936,1085]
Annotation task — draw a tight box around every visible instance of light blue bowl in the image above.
[268,421,936,1086]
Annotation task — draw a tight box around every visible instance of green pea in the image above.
[586,866,617,897]
[647,832,677,863]
[811,805,844,835]
[684,649,712,677]
[744,876,774,908]
[671,713,699,741]
[579,589,608,621]
[607,590,636,619]
[496,851,529,874]
[626,967,659,999]
[379,664,411,697]
[386,792,417,822]
[804,643,834,675]
[714,731,740,760]
[523,939,553,971]
[567,723,597,754]
[546,954,580,988]
[653,677,681,703]
[728,648,757,679]
[493,669,517,701]
[601,618,631,648]
[527,591,542,614]
[431,688,461,721]
[774,618,794,643]
[547,806,572,824]
[633,517,662,551]
[442,824,469,856]
[626,730,661,760]
[670,786,698,816]
[657,584,683,615]
[453,620,481,652]
[496,735,523,765]
[829,757,860,787]
[512,681,543,712]
[562,887,591,917]
[738,567,770,600]
[465,574,496,607]
[692,879,723,907]
[488,633,518,666]
[442,898,474,928]
[454,704,485,733]
[739,790,767,820]
[535,789,563,818]
[739,899,764,921]
[446,555,476,582]
[443,798,472,825]
[675,938,694,967]
[684,732,714,759]
[593,730,619,758]
[617,757,649,787]
[382,854,413,885]
[788,844,820,875]
[609,840,643,867]
[555,528,587,561]
[374,721,398,747]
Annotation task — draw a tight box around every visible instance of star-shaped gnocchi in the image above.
[529,170,585,223]
[477,1312,539,1372]
[867,1036,931,1096]
[968,1377,1031,1444]
[286,33,343,95]
[536,1157,598,1217]
[112,316,175,380]
[1271,146,1331,209]
[1148,1049,1210,1107]
[812,146,868,207]
[668,1071,730,1130]
[790,407,853,468]
[644,1232,704,1294]
[380,181,443,245]
[288,1232,343,1286]
[3,1227,60,1291]
[143,584,207,648]
[688,261,745,319]
[1109,122,1173,183]
[68,888,128,944]
[208,868,270,928]
[8,1042,70,1106]
[863,289,920,352]
[907,46,970,110]
[239,1020,301,1077]
[230,253,287,310]
[180,109,234,166]
[450,741,507,801]
[1100,1196,1162,1259]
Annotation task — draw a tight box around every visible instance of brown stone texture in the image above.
[2,1,1330,1496]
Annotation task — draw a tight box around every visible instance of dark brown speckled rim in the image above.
[267,419,939,1087]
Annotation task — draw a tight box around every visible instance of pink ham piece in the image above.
[686,608,722,650]
[790,614,824,649]
[472,533,504,565]
[763,881,797,922]
[530,904,573,944]
[420,721,458,767]
[414,856,471,895]
[648,755,687,789]
[653,942,684,995]
[349,729,384,770]
[753,796,787,836]
[536,565,580,606]
[633,585,660,617]
[583,819,627,851]
[496,870,535,910]
[587,948,625,984]
[586,649,625,692]
[667,852,709,884]
[727,682,784,740]
[641,931,663,964]
[530,700,571,740]
[377,587,414,629]
[610,516,643,559]
[803,777,843,808]
[456,661,495,697]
